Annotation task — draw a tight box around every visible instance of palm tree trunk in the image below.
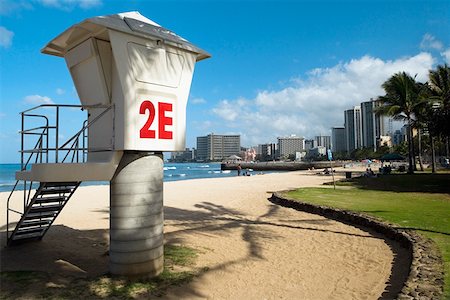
[407,119,414,174]
[447,136,449,157]
[410,126,417,171]
[418,129,424,171]
[431,135,436,173]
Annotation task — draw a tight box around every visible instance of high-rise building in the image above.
[308,146,327,159]
[331,127,346,152]
[196,136,208,161]
[196,133,241,161]
[170,148,195,162]
[361,99,385,151]
[277,135,305,159]
[314,135,331,150]
[258,143,277,161]
[304,139,315,150]
[344,106,362,153]
[392,129,405,145]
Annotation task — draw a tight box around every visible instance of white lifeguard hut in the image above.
[7,12,210,277]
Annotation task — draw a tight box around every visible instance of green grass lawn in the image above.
[285,173,450,298]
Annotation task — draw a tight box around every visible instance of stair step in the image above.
[39,187,74,195]
[24,211,57,220]
[34,196,67,204]
[11,231,44,241]
[15,226,45,236]
[20,219,52,228]
[29,204,63,213]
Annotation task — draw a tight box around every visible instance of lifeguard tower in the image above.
[6,11,210,277]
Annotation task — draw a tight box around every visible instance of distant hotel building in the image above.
[196,133,241,161]
[170,148,195,162]
[392,129,405,145]
[361,99,386,151]
[308,146,327,159]
[277,135,305,159]
[344,106,362,153]
[257,143,277,161]
[314,135,331,150]
[331,127,346,152]
[304,139,315,151]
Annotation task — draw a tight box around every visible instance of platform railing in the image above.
[19,104,113,168]
[6,103,114,242]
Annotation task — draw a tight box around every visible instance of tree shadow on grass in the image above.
[344,173,450,194]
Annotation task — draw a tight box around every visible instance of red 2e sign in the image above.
[139,100,173,140]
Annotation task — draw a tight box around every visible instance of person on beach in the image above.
[237,164,242,176]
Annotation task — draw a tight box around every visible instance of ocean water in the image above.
[0,163,240,193]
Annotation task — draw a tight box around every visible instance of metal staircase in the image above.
[6,104,113,246]
[7,182,80,246]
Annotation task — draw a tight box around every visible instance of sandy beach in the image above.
[0,169,409,299]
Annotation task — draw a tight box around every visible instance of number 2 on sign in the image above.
[139,100,173,140]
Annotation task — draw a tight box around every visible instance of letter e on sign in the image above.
[158,102,173,139]
[139,100,173,140]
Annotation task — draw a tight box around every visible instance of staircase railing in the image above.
[6,103,114,243]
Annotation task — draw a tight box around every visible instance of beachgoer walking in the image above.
[237,164,242,176]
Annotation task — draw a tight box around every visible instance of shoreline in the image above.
[0,162,375,193]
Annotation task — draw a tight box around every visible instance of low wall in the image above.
[269,193,444,300]
[221,161,344,171]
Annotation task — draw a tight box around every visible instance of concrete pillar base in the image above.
[110,151,164,278]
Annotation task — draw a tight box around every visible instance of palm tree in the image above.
[426,64,450,170]
[414,93,437,172]
[377,72,422,173]
[411,82,431,172]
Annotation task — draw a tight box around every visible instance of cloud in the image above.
[23,95,54,105]
[37,0,102,10]
[211,52,434,146]
[442,48,450,64]
[56,88,65,95]
[190,97,207,104]
[212,98,249,122]
[192,120,214,131]
[0,26,14,48]
[1,0,102,13]
[420,33,443,51]
[0,0,32,15]
[78,0,101,9]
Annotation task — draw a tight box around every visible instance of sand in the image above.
[0,168,409,299]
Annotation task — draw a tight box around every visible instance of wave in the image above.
[199,165,210,168]
[166,173,186,177]
[163,166,177,171]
